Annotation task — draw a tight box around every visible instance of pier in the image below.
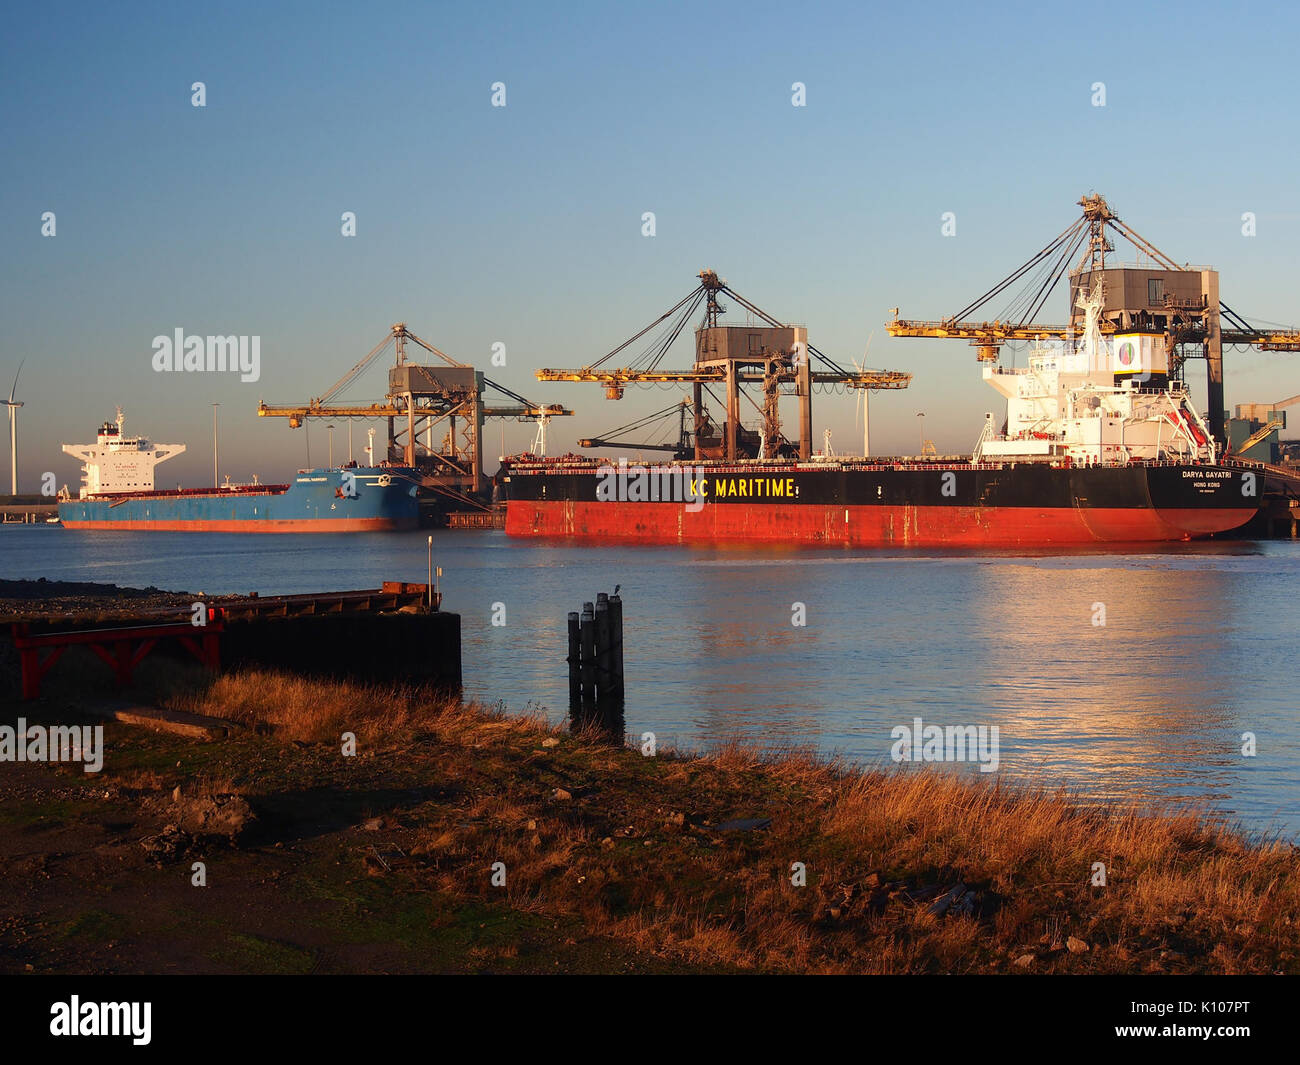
[0,496,57,523]
[4,582,461,696]
[1254,464,1300,538]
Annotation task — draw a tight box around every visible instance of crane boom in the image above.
[258,401,570,424]
[889,196,1300,354]
[535,368,910,388]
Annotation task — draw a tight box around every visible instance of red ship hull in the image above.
[503,459,1262,546]
[505,499,1255,546]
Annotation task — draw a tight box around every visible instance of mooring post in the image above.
[594,593,612,706]
[580,601,596,711]
[566,591,627,737]
[567,610,581,706]
[608,594,624,700]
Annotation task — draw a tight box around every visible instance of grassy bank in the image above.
[2,666,1297,974]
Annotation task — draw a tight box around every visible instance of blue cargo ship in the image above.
[57,412,420,532]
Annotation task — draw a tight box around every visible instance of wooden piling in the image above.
[608,594,624,699]
[567,611,581,706]
[595,593,612,703]
[567,590,626,737]
[580,602,596,712]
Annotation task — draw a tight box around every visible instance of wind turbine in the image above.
[5,362,23,495]
[851,334,874,458]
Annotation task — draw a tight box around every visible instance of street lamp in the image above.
[916,411,925,456]
[212,403,219,487]
[326,425,336,470]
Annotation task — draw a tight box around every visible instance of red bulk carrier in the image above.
[505,284,1262,546]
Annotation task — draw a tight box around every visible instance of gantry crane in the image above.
[886,194,1300,443]
[537,269,911,461]
[258,322,570,501]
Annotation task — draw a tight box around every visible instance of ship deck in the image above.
[78,484,292,501]
[504,456,1267,474]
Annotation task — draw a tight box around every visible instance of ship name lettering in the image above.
[712,477,796,499]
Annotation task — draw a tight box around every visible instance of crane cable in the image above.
[719,284,856,375]
[588,284,707,371]
[950,216,1088,323]
[1016,224,1092,326]
[592,402,690,441]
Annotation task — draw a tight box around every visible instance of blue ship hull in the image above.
[58,467,420,532]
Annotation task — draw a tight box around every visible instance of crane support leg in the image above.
[692,383,703,462]
[761,361,781,457]
[1202,270,1225,447]
[725,361,739,461]
[797,347,812,461]
[1206,341,1225,449]
[471,392,484,495]
[406,393,416,466]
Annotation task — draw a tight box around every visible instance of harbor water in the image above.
[3,525,1298,838]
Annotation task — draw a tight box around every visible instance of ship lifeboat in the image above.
[1165,408,1207,448]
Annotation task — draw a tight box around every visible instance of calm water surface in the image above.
[4,526,1298,837]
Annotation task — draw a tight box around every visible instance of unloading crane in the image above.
[537,269,911,461]
[1238,418,1286,456]
[886,194,1300,441]
[1232,392,1300,456]
[258,322,570,498]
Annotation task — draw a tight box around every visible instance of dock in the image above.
[5,582,462,695]
[0,501,57,523]
[447,509,505,529]
[1257,464,1300,538]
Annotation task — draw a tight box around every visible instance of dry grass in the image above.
[158,669,1300,973]
[168,669,476,744]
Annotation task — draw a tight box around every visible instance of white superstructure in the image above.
[973,284,1217,465]
[61,408,185,498]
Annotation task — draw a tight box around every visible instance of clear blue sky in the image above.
[4,0,1300,490]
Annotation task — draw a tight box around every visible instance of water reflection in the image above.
[967,564,1245,810]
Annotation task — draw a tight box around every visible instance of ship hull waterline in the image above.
[504,462,1262,547]
[506,500,1255,545]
